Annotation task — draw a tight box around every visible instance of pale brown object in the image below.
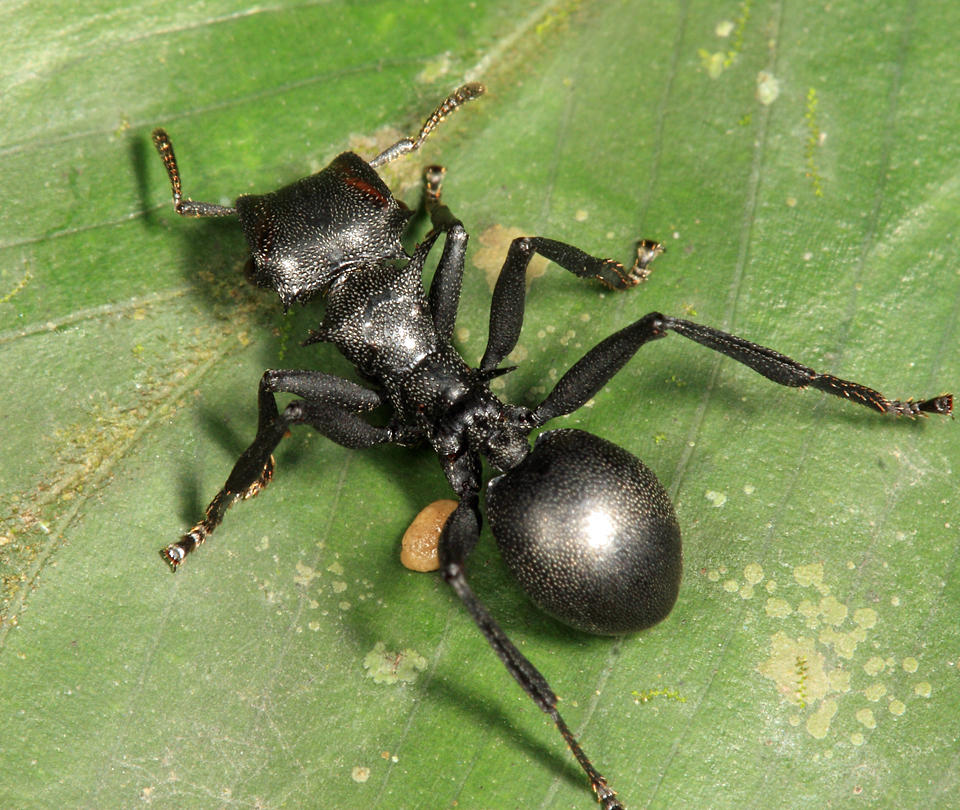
[400,500,458,572]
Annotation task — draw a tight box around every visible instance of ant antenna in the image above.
[370,83,485,168]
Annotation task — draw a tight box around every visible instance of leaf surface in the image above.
[2,2,958,808]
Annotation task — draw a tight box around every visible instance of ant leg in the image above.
[163,370,389,569]
[422,165,469,342]
[664,317,953,416]
[152,129,238,217]
[437,493,624,810]
[423,164,450,223]
[532,313,668,425]
[369,83,485,168]
[480,237,664,372]
[530,313,953,427]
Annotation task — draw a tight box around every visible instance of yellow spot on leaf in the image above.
[819,624,867,660]
[820,595,848,626]
[797,599,820,627]
[294,561,318,587]
[474,225,548,291]
[827,668,851,694]
[699,49,727,78]
[363,642,428,685]
[765,597,792,618]
[806,698,837,739]
[756,71,781,106]
[715,20,735,37]
[793,563,826,592]
[705,490,727,507]
[864,656,886,676]
[853,607,877,629]
[865,682,887,702]
[744,563,763,585]
[758,632,829,706]
[351,766,371,783]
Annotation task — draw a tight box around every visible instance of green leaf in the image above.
[2,1,958,808]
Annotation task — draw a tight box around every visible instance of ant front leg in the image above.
[163,370,390,569]
[422,165,469,343]
[480,236,664,372]
[437,484,624,810]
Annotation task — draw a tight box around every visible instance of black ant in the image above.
[152,84,952,808]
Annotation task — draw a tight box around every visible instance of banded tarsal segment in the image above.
[370,82,485,168]
[592,238,665,289]
[151,129,237,218]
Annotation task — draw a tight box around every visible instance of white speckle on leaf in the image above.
[756,71,781,105]
[705,490,727,507]
[351,765,370,783]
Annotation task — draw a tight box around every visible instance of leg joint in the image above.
[509,236,534,255]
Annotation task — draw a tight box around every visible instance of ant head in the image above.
[236,152,412,308]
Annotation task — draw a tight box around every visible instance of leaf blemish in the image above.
[713,562,929,740]
[363,641,428,685]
